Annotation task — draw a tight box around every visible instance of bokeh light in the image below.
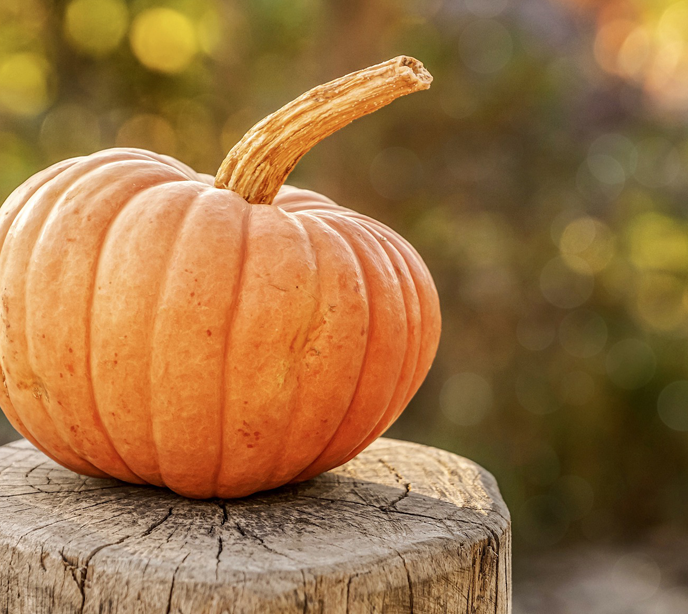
[130,8,198,74]
[0,53,50,116]
[611,553,661,603]
[627,212,688,273]
[657,381,688,431]
[633,138,681,189]
[559,216,615,274]
[634,272,688,331]
[64,0,128,57]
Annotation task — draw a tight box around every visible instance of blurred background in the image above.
[2,0,688,610]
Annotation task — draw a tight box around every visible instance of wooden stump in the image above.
[0,437,511,613]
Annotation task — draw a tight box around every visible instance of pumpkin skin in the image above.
[0,148,441,498]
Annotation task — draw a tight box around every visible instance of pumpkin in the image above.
[0,56,440,498]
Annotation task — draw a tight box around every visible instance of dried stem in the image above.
[215,56,433,204]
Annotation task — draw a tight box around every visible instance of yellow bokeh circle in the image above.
[559,216,615,274]
[0,53,51,117]
[130,8,198,74]
[627,212,688,272]
[65,0,129,57]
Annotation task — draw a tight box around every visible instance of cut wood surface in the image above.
[0,437,511,614]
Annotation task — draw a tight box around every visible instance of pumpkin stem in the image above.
[214,56,433,205]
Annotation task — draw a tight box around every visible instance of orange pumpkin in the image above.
[0,57,440,498]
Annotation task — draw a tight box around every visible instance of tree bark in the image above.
[0,437,511,613]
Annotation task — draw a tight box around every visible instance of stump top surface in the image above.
[0,437,511,613]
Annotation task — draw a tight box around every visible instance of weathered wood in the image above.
[0,437,511,613]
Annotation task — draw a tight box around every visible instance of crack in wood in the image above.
[0,438,511,613]
[165,552,190,614]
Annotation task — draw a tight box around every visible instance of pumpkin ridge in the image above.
[350,218,440,409]
[85,177,193,484]
[348,217,424,405]
[16,158,140,472]
[310,212,410,470]
[278,211,369,485]
[102,148,203,182]
[148,185,213,489]
[24,162,191,479]
[85,147,203,183]
[212,199,252,495]
[343,219,418,456]
[265,211,323,486]
[0,159,83,444]
[315,215,409,466]
[0,158,82,257]
[291,212,374,480]
[275,202,435,419]
[328,209,439,410]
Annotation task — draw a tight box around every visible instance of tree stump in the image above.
[0,437,511,613]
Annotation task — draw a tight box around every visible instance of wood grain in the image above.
[0,437,511,613]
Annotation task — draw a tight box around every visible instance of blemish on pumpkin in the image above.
[59,373,63,378]
[68,348,73,353]
[31,382,48,402]
[70,426,77,433]
[41,334,45,338]
[206,329,212,336]
[190,292,195,297]
[253,431,260,438]
[114,360,118,365]
[66,364,75,374]
[361,327,366,336]
[247,444,255,449]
